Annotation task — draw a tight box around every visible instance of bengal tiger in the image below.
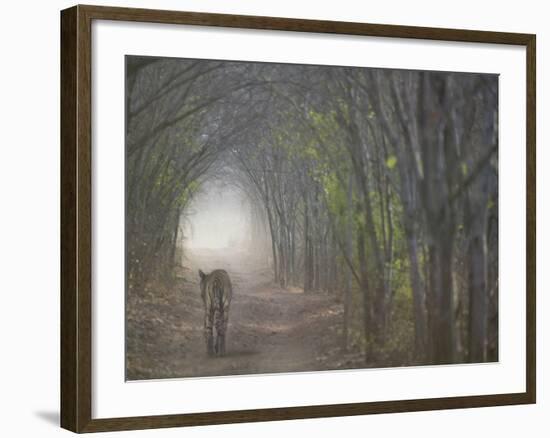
[198,269,232,357]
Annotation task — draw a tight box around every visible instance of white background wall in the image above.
[0,0,545,436]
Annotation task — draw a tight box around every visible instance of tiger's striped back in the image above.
[199,269,232,356]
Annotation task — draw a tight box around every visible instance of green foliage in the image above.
[386,155,397,169]
[381,286,416,365]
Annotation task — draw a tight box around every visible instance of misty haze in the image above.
[183,182,250,250]
[125,55,498,380]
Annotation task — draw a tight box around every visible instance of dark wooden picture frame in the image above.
[61,4,536,433]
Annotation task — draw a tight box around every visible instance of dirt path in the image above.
[127,249,358,380]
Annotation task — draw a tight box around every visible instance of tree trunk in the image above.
[343,173,354,349]
[357,228,372,359]
[405,225,428,358]
[466,171,490,363]
[429,228,456,364]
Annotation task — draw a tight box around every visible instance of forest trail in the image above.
[126,248,359,380]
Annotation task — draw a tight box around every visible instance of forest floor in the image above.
[126,248,367,380]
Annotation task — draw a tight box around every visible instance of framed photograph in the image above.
[60,4,536,433]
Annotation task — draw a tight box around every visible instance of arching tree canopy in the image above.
[126,55,498,378]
